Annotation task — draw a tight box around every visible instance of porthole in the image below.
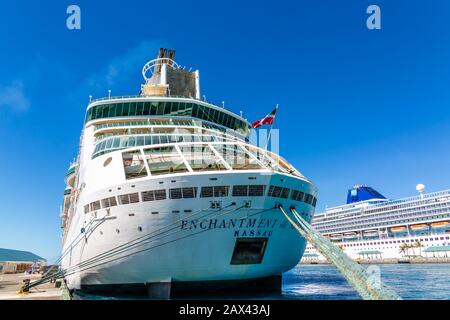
[103,157,112,167]
[138,226,143,232]
[116,228,120,234]
[100,231,103,235]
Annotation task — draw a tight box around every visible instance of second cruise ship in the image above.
[303,184,450,263]
[60,49,318,296]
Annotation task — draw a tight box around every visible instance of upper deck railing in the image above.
[90,94,192,104]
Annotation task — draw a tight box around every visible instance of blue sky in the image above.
[0,0,449,260]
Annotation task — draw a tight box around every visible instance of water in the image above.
[73,263,450,300]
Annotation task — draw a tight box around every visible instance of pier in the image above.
[0,273,70,300]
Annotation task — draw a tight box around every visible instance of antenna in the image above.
[416,183,425,198]
[222,101,225,108]
[108,89,111,98]
[89,95,92,103]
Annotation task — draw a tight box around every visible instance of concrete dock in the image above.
[0,273,68,300]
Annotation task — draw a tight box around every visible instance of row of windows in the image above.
[93,134,229,158]
[315,200,450,229]
[323,195,450,222]
[95,119,230,135]
[268,185,317,207]
[85,101,250,133]
[170,187,198,199]
[316,207,450,233]
[201,186,230,197]
[83,184,317,214]
[318,212,450,234]
[338,236,450,247]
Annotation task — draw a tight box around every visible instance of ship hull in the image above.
[62,171,315,295]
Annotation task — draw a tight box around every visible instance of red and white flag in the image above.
[251,106,278,128]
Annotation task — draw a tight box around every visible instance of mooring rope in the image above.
[24,202,271,291]
[278,205,401,300]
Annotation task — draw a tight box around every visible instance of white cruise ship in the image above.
[303,184,450,263]
[60,49,318,297]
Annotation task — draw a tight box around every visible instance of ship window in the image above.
[122,150,148,180]
[154,189,166,200]
[170,188,183,199]
[182,187,198,198]
[129,193,140,203]
[86,101,248,135]
[200,187,214,197]
[143,146,188,176]
[119,194,130,204]
[268,186,282,198]
[90,201,101,211]
[214,186,230,197]
[248,185,266,196]
[142,190,155,202]
[291,190,305,202]
[118,193,139,205]
[143,102,150,115]
[280,188,290,199]
[101,196,117,208]
[230,238,268,265]
[232,185,249,197]
[84,204,90,214]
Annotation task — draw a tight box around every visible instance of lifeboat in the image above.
[410,224,428,231]
[343,232,357,239]
[390,226,406,233]
[329,234,342,241]
[363,229,378,236]
[431,221,450,229]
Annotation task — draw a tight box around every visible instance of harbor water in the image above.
[73,263,450,300]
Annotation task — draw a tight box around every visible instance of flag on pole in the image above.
[251,106,278,128]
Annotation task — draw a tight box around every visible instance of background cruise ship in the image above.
[60,49,318,297]
[303,184,450,263]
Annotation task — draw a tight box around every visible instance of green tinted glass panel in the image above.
[85,101,247,132]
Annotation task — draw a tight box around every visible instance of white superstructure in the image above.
[303,185,450,263]
[60,49,318,295]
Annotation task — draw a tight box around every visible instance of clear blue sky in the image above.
[0,0,449,261]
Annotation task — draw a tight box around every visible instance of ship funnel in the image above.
[346,184,386,204]
[141,48,199,99]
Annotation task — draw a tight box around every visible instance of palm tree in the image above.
[408,243,416,256]
[399,243,408,257]
[414,240,423,257]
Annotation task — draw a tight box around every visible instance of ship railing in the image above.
[90,94,225,112]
